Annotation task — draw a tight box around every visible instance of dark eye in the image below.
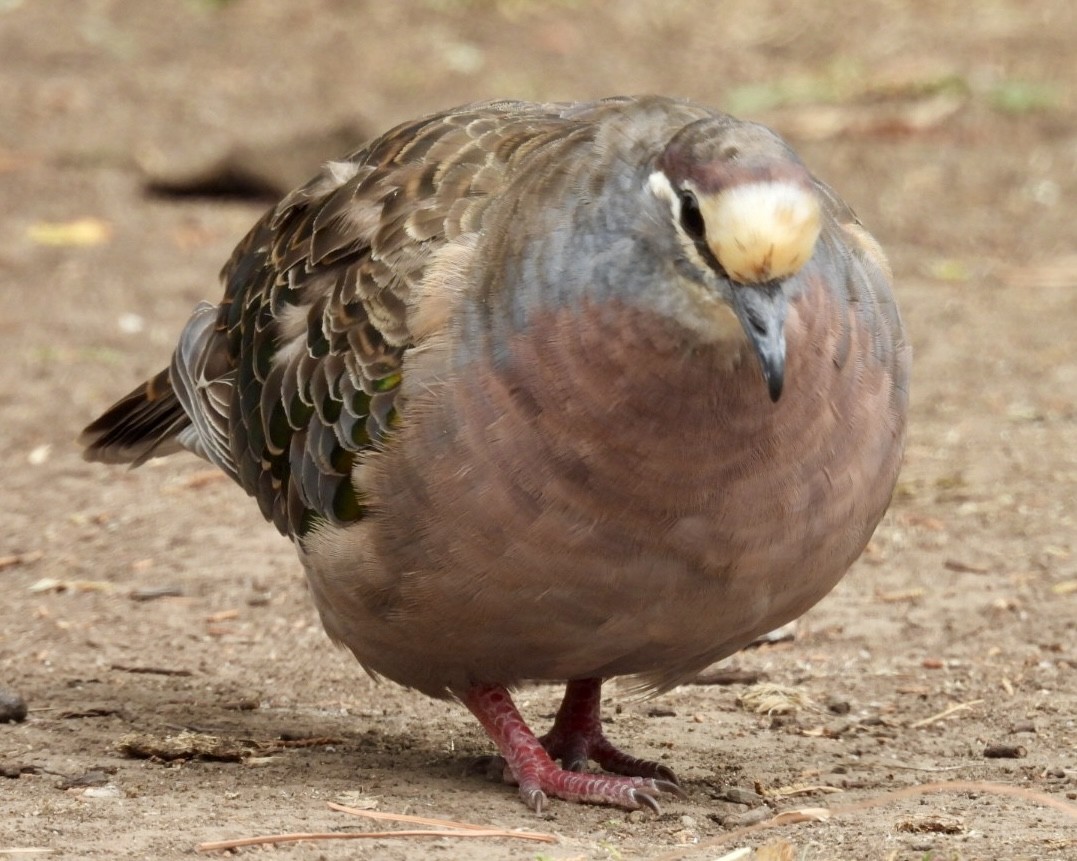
[679,189,705,240]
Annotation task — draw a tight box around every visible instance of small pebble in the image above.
[129,586,184,602]
[1010,720,1036,734]
[680,814,696,828]
[826,695,851,715]
[0,690,28,723]
[720,806,770,829]
[983,743,1027,759]
[713,785,765,806]
[824,720,850,738]
[82,784,123,799]
[222,698,260,712]
[59,769,111,790]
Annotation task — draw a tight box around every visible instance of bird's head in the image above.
[647,117,823,402]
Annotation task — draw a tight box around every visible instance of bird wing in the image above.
[173,101,599,538]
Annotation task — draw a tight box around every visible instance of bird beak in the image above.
[732,285,787,402]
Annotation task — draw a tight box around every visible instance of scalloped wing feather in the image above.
[158,101,601,538]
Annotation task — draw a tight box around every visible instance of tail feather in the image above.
[80,368,191,466]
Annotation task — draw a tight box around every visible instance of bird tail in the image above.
[80,367,191,466]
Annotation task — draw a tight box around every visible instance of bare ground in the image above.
[1,2,1075,859]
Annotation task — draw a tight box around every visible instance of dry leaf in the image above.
[0,550,44,570]
[738,683,816,716]
[896,815,964,834]
[876,588,925,603]
[333,792,379,810]
[27,444,51,465]
[118,730,255,762]
[754,838,797,861]
[768,808,831,825]
[27,217,112,247]
[28,578,115,594]
[206,609,240,623]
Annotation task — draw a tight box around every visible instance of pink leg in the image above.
[461,681,684,813]
[540,678,680,785]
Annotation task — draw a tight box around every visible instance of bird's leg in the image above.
[461,683,683,813]
[539,678,680,785]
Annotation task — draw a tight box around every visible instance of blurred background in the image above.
[4,0,1073,268]
[2,2,1075,858]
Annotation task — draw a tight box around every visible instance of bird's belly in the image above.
[302,304,905,696]
[305,417,897,696]
[305,433,884,697]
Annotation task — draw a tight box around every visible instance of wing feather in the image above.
[84,99,616,537]
[168,101,596,538]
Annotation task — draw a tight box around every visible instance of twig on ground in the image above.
[110,664,193,677]
[884,762,966,772]
[908,699,983,728]
[197,828,556,852]
[196,802,557,852]
[327,801,540,832]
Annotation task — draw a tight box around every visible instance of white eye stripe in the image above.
[648,170,704,244]
[646,170,680,214]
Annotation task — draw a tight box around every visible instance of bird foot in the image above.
[538,679,681,786]
[514,759,680,814]
[461,680,685,813]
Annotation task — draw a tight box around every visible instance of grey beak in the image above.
[732,285,788,402]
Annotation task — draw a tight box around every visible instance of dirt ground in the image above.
[2,1,1075,859]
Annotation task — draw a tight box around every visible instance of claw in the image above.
[655,778,689,801]
[630,789,662,814]
[654,764,681,786]
[522,787,547,814]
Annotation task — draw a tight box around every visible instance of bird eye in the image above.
[679,189,705,240]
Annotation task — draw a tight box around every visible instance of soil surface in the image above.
[2,2,1075,859]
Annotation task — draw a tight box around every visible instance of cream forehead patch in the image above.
[700,181,821,284]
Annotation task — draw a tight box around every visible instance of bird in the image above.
[81,96,910,813]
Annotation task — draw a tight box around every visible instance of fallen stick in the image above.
[908,699,983,729]
[197,803,557,852]
[197,827,556,852]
